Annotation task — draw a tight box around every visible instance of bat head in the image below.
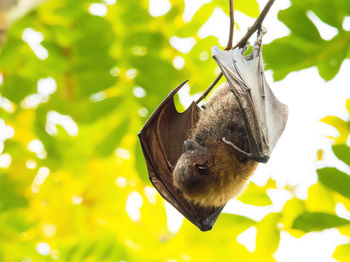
[172,138,258,207]
[172,139,214,200]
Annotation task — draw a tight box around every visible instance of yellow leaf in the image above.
[305,183,335,213]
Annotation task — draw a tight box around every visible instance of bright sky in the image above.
[150,0,350,261]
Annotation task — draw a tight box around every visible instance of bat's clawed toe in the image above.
[241,41,250,55]
[260,26,267,35]
[256,27,267,44]
[252,27,267,57]
[241,27,268,59]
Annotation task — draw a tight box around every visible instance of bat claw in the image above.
[222,138,269,163]
[222,137,250,158]
[241,41,250,55]
[260,26,267,34]
[252,27,266,57]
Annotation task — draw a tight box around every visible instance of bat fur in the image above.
[173,83,258,207]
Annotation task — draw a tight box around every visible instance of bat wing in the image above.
[212,46,288,163]
[138,80,224,231]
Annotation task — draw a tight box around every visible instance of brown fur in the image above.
[173,84,258,207]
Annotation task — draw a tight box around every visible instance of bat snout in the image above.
[172,158,193,186]
[183,139,200,152]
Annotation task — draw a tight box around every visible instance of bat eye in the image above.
[196,165,209,175]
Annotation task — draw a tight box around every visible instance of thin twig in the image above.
[225,0,234,50]
[195,0,275,104]
[196,0,234,104]
[234,0,275,48]
[195,72,223,105]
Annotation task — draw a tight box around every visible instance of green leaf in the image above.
[135,143,149,184]
[214,0,259,18]
[176,3,215,37]
[95,118,129,157]
[293,212,350,232]
[281,197,306,230]
[312,0,342,28]
[72,15,116,97]
[238,191,272,206]
[263,36,319,81]
[320,116,350,143]
[1,75,37,103]
[317,167,350,199]
[0,175,28,212]
[237,182,272,206]
[213,213,256,235]
[77,97,123,124]
[0,212,34,233]
[321,116,348,130]
[60,233,125,261]
[278,6,322,42]
[316,36,348,81]
[124,32,166,55]
[333,244,350,262]
[293,0,343,28]
[305,183,335,213]
[186,36,218,94]
[346,99,350,116]
[264,0,350,81]
[332,144,350,166]
[255,213,281,256]
[132,56,177,102]
[235,0,259,18]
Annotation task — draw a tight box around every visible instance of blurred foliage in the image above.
[0,0,349,261]
[263,0,350,81]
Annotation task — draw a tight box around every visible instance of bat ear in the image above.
[183,139,200,152]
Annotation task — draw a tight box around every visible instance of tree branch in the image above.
[196,0,275,104]
[196,0,235,104]
[234,0,275,49]
[225,0,234,50]
[195,72,223,105]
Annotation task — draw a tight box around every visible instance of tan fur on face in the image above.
[186,144,257,207]
[175,141,257,207]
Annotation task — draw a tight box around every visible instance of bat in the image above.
[172,28,288,208]
[138,80,224,231]
[138,28,288,231]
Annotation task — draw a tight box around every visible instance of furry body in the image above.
[173,83,258,207]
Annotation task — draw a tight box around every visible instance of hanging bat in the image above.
[138,28,287,231]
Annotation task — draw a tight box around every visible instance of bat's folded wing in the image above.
[212,46,288,162]
[138,80,224,231]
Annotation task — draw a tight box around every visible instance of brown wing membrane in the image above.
[138,80,224,231]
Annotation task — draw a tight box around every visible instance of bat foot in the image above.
[241,41,250,55]
[259,26,267,35]
[253,27,267,57]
